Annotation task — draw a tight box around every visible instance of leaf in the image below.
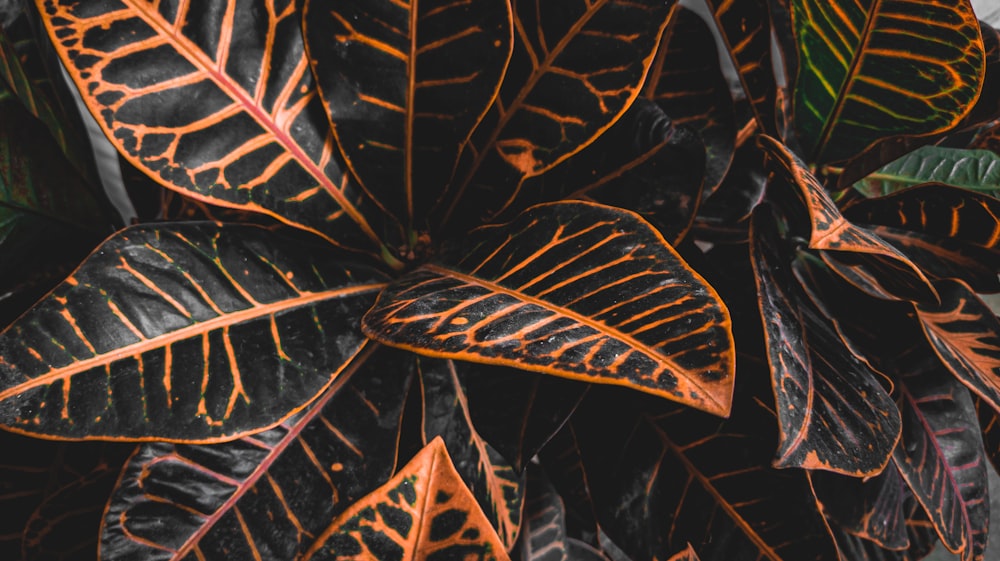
[300,436,510,561]
[419,358,525,548]
[892,363,989,560]
[520,99,706,245]
[36,0,384,251]
[789,0,985,164]
[440,0,679,228]
[666,544,700,561]
[537,421,599,542]
[581,395,841,561]
[100,346,413,561]
[461,363,588,474]
[645,7,735,198]
[853,147,1000,197]
[916,279,1000,417]
[975,394,1000,475]
[0,222,387,440]
[702,0,779,136]
[750,208,900,475]
[303,0,512,234]
[519,466,569,561]
[822,485,942,561]
[363,201,736,416]
[813,462,909,550]
[759,135,937,303]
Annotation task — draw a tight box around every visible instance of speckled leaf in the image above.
[35,0,384,251]
[301,437,510,561]
[790,0,985,164]
[363,201,735,416]
[0,223,387,440]
[419,358,524,548]
[99,346,413,561]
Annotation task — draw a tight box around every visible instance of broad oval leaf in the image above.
[892,364,989,560]
[36,0,383,251]
[419,357,525,548]
[0,223,388,440]
[441,0,678,227]
[751,209,900,475]
[852,147,1000,197]
[363,201,735,416]
[304,0,512,233]
[790,0,985,164]
[301,436,510,561]
[100,346,413,561]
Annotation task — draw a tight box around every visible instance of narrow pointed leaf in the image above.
[100,346,413,561]
[812,460,909,550]
[702,0,779,136]
[520,99,705,245]
[442,0,678,226]
[853,147,1000,197]
[301,437,510,561]
[419,358,525,548]
[916,279,1000,416]
[36,0,383,250]
[892,365,989,560]
[790,0,985,164]
[461,364,588,474]
[583,399,840,561]
[304,0,512,232]
[760,135,937,303]
[0,223,387,440]
[519,466,569,561]
[364,201,735,416]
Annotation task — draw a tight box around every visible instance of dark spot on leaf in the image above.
[435,490,452,504]
[377,503,413,537]
[430,508,468,541]
[360,527,404,561]
[328,534,362,556]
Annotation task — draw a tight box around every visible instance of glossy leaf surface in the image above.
[304,0,511,232]
[645,6,735,197]
[364,201,735,416]
[752,209,900,475]
[790,0,985,164]
[0,223,387,440]
[853,147,1000,197]
[301,437,510,561]
[36,0,382,250]
[917,279,1000,416]
[419,358,524,548]
[892,365,988,560]
[702,0,778,136]
[443,0,677,226]
[100,346,413,561]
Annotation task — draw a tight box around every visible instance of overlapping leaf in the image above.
[916,279,1000,434]
[0,223,387,440]
[852,147,1000,196]
[363,201,735,416]
[812,460,908,549]
[300,437,510,561]
[419,358,525,548]
[975,395,1000,473]
[440,0,678,228]
[760,135,937,303]
[520,99,705,245]
[100,346,413,561]
[35,0,383,251]
[790,0,985,164]
[645,6,735,198]
[702,0,778,136]
[537,422,599,541]
[304,0,512,234]
[587,400,840,561]
[824,489,941,561]
[519,466,569,561]
[751,208,901,475]
[892,364,988,560]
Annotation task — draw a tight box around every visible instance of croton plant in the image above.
[3,0,1000,559]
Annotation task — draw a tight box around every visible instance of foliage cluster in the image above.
[3,0,1000,560]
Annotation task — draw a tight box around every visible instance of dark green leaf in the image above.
[364,201,735,416]
[790,0,985,164]
[0,223,387,440]
[100,346,412,561]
